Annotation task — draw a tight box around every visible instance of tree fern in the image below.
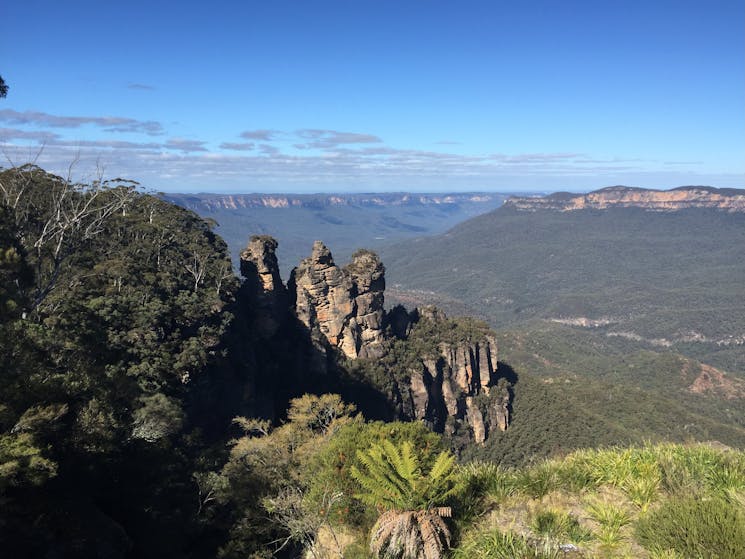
[370,510,451,559]
[352,444,409,509]
[385,441,420,493]
[352,440,457,511]
[352,439,459,558]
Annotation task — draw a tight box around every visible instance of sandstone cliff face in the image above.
[405,310,508,444]
[289,241,386,359]
[505,186,745,212]
[240,236,510,443]
[166,192,503,212]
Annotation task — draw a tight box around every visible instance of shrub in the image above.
[586,500,632,549]
[517,462,560,499]
[531,509,591,544]
[636,495,745,558]
[452,529,561,559]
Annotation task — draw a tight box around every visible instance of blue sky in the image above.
[1,0,743,192]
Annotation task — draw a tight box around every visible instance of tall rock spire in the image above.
[289,242,386,359]
[240,235,287,338]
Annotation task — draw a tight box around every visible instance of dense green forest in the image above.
[0,165,243,557]
[383,205,745,351]
[2,166,744,558]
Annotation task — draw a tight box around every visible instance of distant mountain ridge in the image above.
[505,185,745,212]
[165,192,503,212]
[162,191,514,276]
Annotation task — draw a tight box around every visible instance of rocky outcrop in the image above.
[289,242,386,359]
[344,249,387,358]
[240,235,287,337]
[504,186,745,212]
[405,310,507,444]
[239,236,510,443]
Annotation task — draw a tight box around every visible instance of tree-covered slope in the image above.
[381,206,745,376]
[3,169,744,558]
[0,165,240,557]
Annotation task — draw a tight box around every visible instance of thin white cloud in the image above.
[0,127,61,141]
[0,109,164,135]
[489,152,584,163]
[50,139,162,150]
[240,129,279,141]
[258,144,280,155]
[295,129,383,149]
[164,138,208,152]
[1,123,734,191]
[220,142,255,151]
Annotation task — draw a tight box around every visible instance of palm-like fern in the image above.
[350,440,459,559]
[351,440,458,511]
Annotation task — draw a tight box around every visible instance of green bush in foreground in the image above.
[635,495,745,558]
[531,509,590,544]
[452,529,562,559]
[351,440,460,559]
[450,443,745,559]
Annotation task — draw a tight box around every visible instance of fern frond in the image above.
[352,445,411,508]
[429,451,455,483]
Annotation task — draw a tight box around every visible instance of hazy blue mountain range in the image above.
[164,191,523,275]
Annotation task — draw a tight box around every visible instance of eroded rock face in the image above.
[405,313,508,444]
[344,250,386,358]
[240,235,287,337]
[240,236,510,443]
[504,186,745,212]
[289,242,386,359]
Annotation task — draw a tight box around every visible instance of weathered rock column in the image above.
[240,235,287,338]
[289,242,387,360]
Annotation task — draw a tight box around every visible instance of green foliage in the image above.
[348,437,460,559]
[585,500,632,549]
[0,166,241,557]
[286,393,357,435]
[530,509,590,544]
[131,393,185,442]
[351,440,459,512]
[218,394,357,558]
[0,205,31,320]
[452,529,562,559]
[383,206,745,457]
[0,432,57,490]
[383,206,745,349]
[457,460,517,503]
[636,495,745,558]
[308,420,445,528]
[465,344,745,468]
[450,444,745,559]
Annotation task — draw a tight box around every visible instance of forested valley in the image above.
[2,165,744,559]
